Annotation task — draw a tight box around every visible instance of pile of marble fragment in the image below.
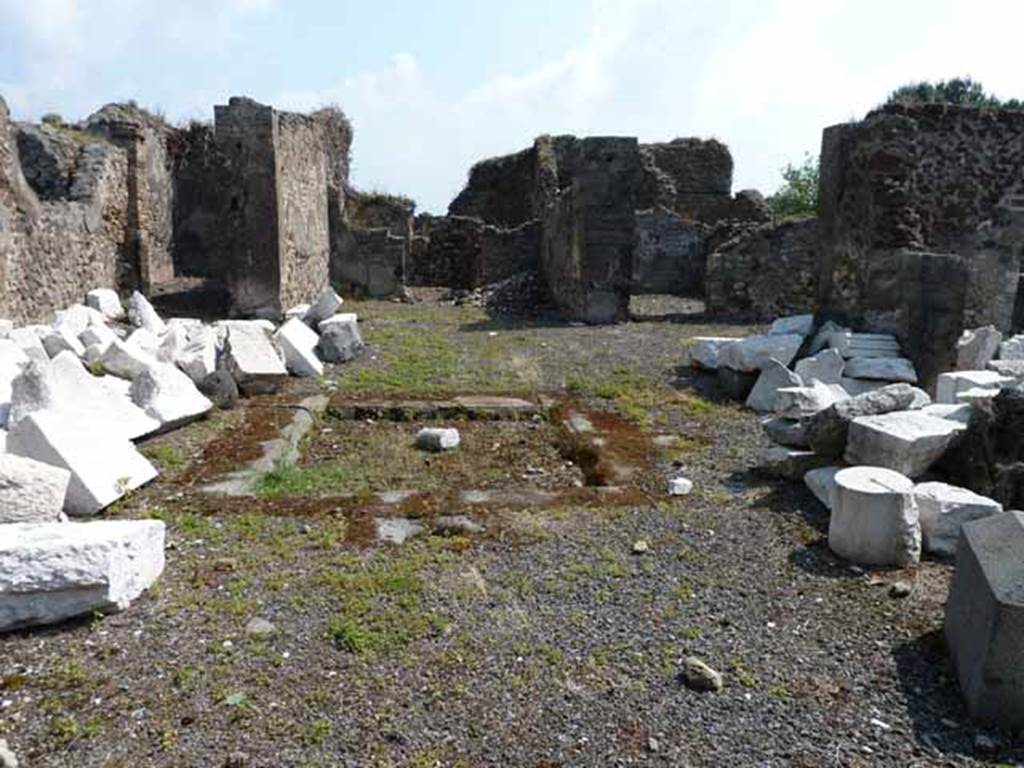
[689,315,1012,567]
[0,286,362,632]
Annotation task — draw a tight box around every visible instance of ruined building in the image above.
[0,96,352,324]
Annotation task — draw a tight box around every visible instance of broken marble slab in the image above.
[839,377,887,398]
[8,327,48,365]
[40,326,85,360]
[175,327,217,384]
[829,466,920,566]
[936,370,1014,405]
[956,326,1002,371]
[746,359,802,412]
[794,348,844,385]
[224,323,288,396]
[804,465,842,510]
[0,520,165,632]
[99,338,159,380]
[79,322,118,353]
[318,314,364,363]
[987,359,1024,382]
[844,410,966,478]
[761,417,809,448]
[127,291,167,335]
[843,356,918,383]
[0,340,30,427]
[828,332,902,359]
[769,314,814,337]
[303,287,344,327]
[775,380,849,419]
[718,334,803,372]
[689,337,742,370]
[274,317,324,378]
[7,409,158,516]
[808,321,850,355]
[1,355,141,435]
[0,453,70,524]
[913,481,1003,558]
[129,363,213,432]
[805,383,926,458]
[757,446,833,481]
[285,304,311,321]
[998,334,1024,361]
[920,403,974,426]
[86,288,126,322]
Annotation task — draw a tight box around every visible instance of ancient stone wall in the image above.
[276,110,331,310]
[331,190,412,297]
[633,208,702,294]
[480,219,542,285]
[818,103,1024,385]
[639,138,733,221]
[540,137,641,323]
[448,145,537,227]
[0,97,132,323]
[705,216,819,320]
[407,215,482,288]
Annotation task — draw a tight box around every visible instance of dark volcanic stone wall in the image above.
[705,217,819,320]
[448,145,536,227]
[633,208,702,294]
[818,103,1024,385]
[639,138,733,221]
[540,137,641,323]
[332,190,413,297]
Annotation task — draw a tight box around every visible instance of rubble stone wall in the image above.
[332,190,412,297]
[639,138,733,221]
[818,103,1024,385]
[0,97,132,324]
[633,207,703,294]
[705,216,819,320]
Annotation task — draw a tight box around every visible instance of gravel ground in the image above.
[0,296,1020,767]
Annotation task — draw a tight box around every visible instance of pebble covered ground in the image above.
[1,296,1020,767]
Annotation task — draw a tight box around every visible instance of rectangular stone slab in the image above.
[0,520,165,632]
[845,410,965,478]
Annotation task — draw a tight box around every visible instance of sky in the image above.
[0,0,1020,213]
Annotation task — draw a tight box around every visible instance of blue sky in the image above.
[1,0,1020,212]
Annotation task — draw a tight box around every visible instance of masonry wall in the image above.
[818,103,1024,385]
[276,111,331,310]
[705,217,819,320]
[332,190,412,297]
[0,97,132,324]
[540,137,640,323]
[639,138,733,221]
[633,208,703,294]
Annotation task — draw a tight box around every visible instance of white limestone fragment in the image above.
[0,520,165,632]
[0,453,70,523]
[769,314,814,337]
[717,334,803,372]
[829,466,920,566]
[274,317,324,377]
[86,288,126,321]
[829,332,901,359]
[99,338,158,380]
[224,323,287,395]
[127,291,167,335]
[125,327,162,358]
[746,359,802,412]
[998,334,1024,361]
[416,427,460,452]
[804,466,842,511]
[318,313,364,363]
[166,317,203,339]
[794,348,845,385]
[0,340,30,427]
[156,324,190,364]
[40,326,85,359]
[936,370,1014,405]
[913,481,1003,558]
[175,326,217,384]
[303,287,344,327]
[956,326,1002,371]
[285,304,311,321]
[79,322,118,353]
[7,409,158,515]
[845,410,966,478]
[775,380,849,419]
[129,363,213,432]
[8,327,48,365]
[844,356,918,383]
[668,477,694,496]
[689,337,742,370]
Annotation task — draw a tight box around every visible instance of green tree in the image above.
[885,77,1023,110]
[768,154,818,217]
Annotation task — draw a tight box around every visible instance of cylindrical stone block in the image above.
[828,466,921,566]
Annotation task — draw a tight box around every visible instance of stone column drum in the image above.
[828,466,921,566]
